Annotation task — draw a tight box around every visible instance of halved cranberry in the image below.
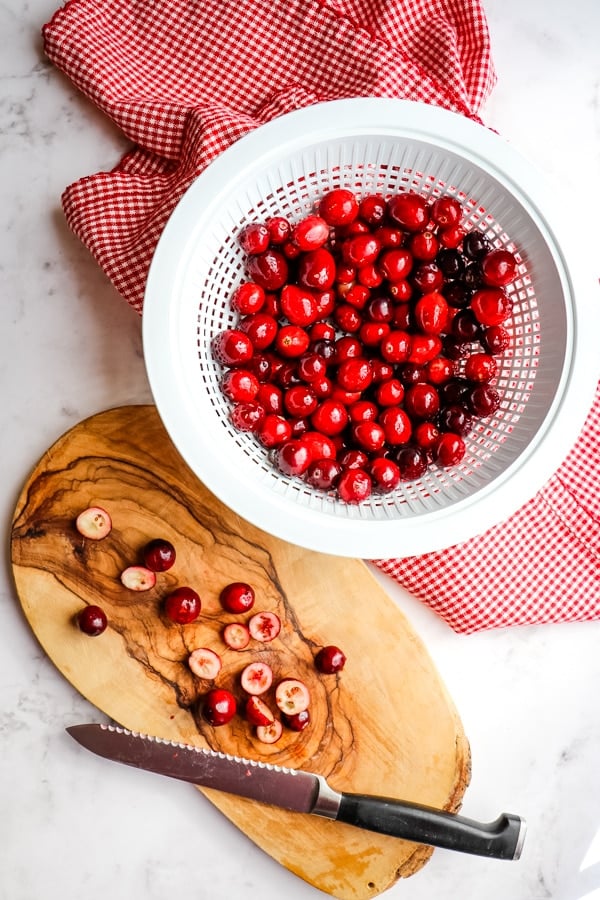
[188,648,222,680]
[240,661,273,695]
[245,696,275,727]
[248,611,281,642]
[256,719,283,744]
[222,622,250,650]
[75,506,112,540]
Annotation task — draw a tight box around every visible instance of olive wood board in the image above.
[11,405,470,900]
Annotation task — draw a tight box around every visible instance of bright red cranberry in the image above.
[378,248,413,281]
[408,334,442,364]
[319,188,359,226]
[483,324,511,355]
[275,440,312,476]
[336,468,372,503]
[306,458,342,490]
[380,330,411,364]
[438,224,465,249]
[221,368,259,403]
[375,225,403,247]
[370,359,395,383]
[353,421,385,453]
[374,378,404,407]
[414,291,448,335]
[348,399,379,423]
[336,357,373,392]
[245,248,289,291]
[238,222,269,255]
[433,432,466,467]
[202,688,237,726]
[341,233,381,267]
[284,709,311,732]
[344,284,371,309]
[229,401,265,432]
[404,383,440,420]
[412,262,443,293]
[280,284,319,327]
[284,385,318,418]
[292,214,329,251]
[238,313,278,350]
[265,216,291,245]
[257,413,292,447]
[219,581,255,613]
[359,194,387,225]
[481,249,518,287]
[388,191,429,231]
[256,382,283,414]
[357,263,383,289]
[76,605,108,636]
[369,457,401,492]
[231,281,266,315]
[425,356,454,385]
[414,420,440,449]
[313,288,336,319]
[334,336,363,361]
[297,352,327,383]
[379,407,412,445]
[310,321,336,342]
[388,279,413,303]
[143,538,176,572]
[410,230,439,261]
[311,399,349,435]
[464,352,497,383]
[212,329,254,366]
[297,247,336,290]
[315,645,347,673]
[395,446,429,480]
[359,321,390,346]
[275,324,310,358]
[430,196,462,228]
[164,587,201,624]
[333,303,362,333]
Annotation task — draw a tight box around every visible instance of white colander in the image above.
[143,98,598,558]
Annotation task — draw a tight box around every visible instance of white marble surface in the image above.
[1,1,600,898]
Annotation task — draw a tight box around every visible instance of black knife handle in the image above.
[337,793,525,860]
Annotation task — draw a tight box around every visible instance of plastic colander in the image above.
[143,98,599,559]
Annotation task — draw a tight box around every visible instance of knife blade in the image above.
[66,723,525,860]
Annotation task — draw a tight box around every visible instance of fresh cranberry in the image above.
[370,457,401,492]
[374,377,404,407]
[280,284,320,326]
[414,421,440,449]
[341,233,381,267]
[436,248,465,279]
[297,352,327,383]
[315,644,347,673]
[284,385,318,418]
[202,688,237,726]
[231,281,266,315]
[336,357,373,392]
[353,421,386,453]
[257,414,292,447]
[212,329,254,366]
[333,303,362,332]
[359,321,390,346]
[433,432,466,467]
[245,248,289,291]
[399,362,426,386]
[412,262,443,293]
[142,538,176,572]
[239,313,278,350]
[238,222,269,255]
[414,291,448,335]
[404,383,440,420]
[348,399,379,423]
[410,230,439,261]
[221,368,259,403]
[336,468,372,503]
[408,334,442,364]
[344,284,371,309]
[338,448,369,470]
[481,249,518,287]
[463,231,492,260]
[311,399,348,435]
[164,587,201,624]
[275,440,312,476]
[395,446,428,480]
[275,324,310,358]
[301,431,337,461]
[292,214,329,251]
[256,382,283,414]
[306,458,342,490]
[359,194,387,225]
[389,279,414,303]
[370,359,395,383]
[426,356,454,384]
[438,225,465,249]
[313,288,336,319]
[380,330,411,364]
[265,216,291,245]
[388,191,429,231]
[283,709,311,732]
[438,404,473,435]
[319,188,359,226]
[334,335,363,361]
[443,281,471,309]
[468,385,501,416]
[451,309,481,341]
[358,263,384,289]
[379,407,412,445]
[230,401,265,432]
[378,248,413,281]
[219,582,255,613]
[310,321,336,342]
[430,196,462,228]
[297,247,336,290]
[375,225,403,248]
[464,352,497,383]
[483,325,511,354]
[76,605,108,636]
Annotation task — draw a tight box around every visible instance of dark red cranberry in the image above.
[438,404,473,435]
[395,446,429,480]
[452,309,481,341]
[315,645,347,673]
[463,231,492,260]
[436,248,465,279]
[76,605,108,636]
[443,281,471,309]
[305,458,342,490]
[468,385,501,416]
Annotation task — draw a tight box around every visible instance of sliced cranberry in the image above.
[202,688,237,726]
[245,696,275,727]
[240,661,273,695]
[120,566,156,592]
[75,506,112,540]
[188,648,222,680]
[222,622,250,650]
[248,611,281,642]
[76,605,108,636]
[275,678,310,715]
[256,719,283,744]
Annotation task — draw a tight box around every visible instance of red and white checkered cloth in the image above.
[43,0,600,633]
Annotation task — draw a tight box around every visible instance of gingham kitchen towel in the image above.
[43,0,600,633]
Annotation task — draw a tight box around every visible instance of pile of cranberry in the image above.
[212,188,518,503]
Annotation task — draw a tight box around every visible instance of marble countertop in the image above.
[2,1,600,898]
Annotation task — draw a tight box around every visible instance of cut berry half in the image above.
[202,688,237,726]
[248,611,281,642]
[275,678,310,715]
[188,648,222,680]
[240,661,274,695]
[76,605,108,636]
[120,566,156,592]
[256,719,283,744]
[164,586,201,624]
[142,538,176,572]
[315,645,346,674]
[222,622,251,650]
[75,506,112,540]
[245,695,275,727]
[220,581,255,614]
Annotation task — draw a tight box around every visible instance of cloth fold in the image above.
[43,0,600,633]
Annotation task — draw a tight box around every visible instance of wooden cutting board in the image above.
[11,405,470,899]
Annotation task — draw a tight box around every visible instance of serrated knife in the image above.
[66,724,525,860]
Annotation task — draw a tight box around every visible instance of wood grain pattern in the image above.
[11,405,470,899]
